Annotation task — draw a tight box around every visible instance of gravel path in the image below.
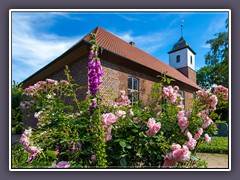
[196,153,229,168]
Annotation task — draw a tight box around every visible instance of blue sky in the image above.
[11,10,229,83]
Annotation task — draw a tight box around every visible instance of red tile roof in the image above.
[82,27,200,89]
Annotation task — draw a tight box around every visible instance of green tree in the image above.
[12,80,24,134]
[197,19,229,89]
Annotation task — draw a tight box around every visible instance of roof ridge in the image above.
[92,27,199,89]
[95,27,168,63]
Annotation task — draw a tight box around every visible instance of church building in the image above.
[21,26,200,107]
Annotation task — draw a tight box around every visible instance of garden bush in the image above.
[12,81,24,134]
[197,137,228,154]
[11,33,229,169]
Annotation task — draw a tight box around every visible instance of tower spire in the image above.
[181,18,184,37]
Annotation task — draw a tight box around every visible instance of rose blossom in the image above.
[194,128,203,140]
[146,118,161,136]
[214,85,228,100]
[184,138,197,150]
[56,161,70,168]
[162,156,178,168]
[91,155,96,161]
[202,116,213,129]
[60,80,69,85]
[26,146,41,154]
[204,134,211,143]
[102,113,117,125]
[129,109,134,117]
[162,144,191,168]
[208,95,218,108]
[116,110,126,117]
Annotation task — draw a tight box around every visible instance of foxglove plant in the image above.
[87,33,104,115]
[87,33,107,167]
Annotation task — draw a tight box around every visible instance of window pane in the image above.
[128,77,132,89]
[133,78,138,90]
[177,55,180,63]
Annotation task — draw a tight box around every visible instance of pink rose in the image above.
[204,134,211,143]
[56,161,70,168]
[185,131,192,140]
[102,113,117,125]
[184,138,197,150]
[202,117,213,129]
[147,118,156,129]
[169,93,178,104]
[116,110,126,117]
[185,111,191,118]
[162,156,178,168]
[146,118,161,136]
[60,80,69,85]
[26,146,40,154]
[91,154,96,161]
[120,90,125,96]
[171,144,181,151]
[129,109,134,117]
[173,85,179,92]
[208,95,218,108]
[152,122,161,134]
[105,134,112,142]
[194,128,203,140]
[28,152,38,163]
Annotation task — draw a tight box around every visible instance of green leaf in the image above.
[119,141,126,147]
[45,150,57,159]
[120,158,127,167]
[125,144,132,149]
[120,154,128,158]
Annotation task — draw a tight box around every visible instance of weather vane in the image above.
[181,18,184,37]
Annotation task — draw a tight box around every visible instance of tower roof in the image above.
[168,36,196,55]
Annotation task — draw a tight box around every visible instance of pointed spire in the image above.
[181,18,184,37]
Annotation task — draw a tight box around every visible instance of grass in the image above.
[197,137,228,154]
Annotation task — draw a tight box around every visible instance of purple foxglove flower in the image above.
[91,154,96,161]
[94,51,98,56]
[71,144,75,153]
[77,141,82,151]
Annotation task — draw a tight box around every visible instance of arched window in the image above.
[176,55,180,63]
[128,76,139,104]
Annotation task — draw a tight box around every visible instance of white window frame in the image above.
[128,76,139,105]
[180,91,185,105]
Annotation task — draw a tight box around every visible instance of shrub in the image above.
[197,137,228,154]
[12,81,24,134]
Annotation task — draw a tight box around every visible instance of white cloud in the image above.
[11,13,82,83]
[117,14,140,22]
[207,16,226,34]
[201,44,211,49]
[109,29,176,54]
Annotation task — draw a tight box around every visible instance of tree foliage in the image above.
[197,19,229,89]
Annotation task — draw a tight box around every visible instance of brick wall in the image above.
[177,66,196,83]
[50,58,88,101]
[21,53,197,128]
[99,60,159,105]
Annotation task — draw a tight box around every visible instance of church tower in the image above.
[168,19,196,83]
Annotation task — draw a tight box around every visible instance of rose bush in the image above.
[12,33,228,169]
